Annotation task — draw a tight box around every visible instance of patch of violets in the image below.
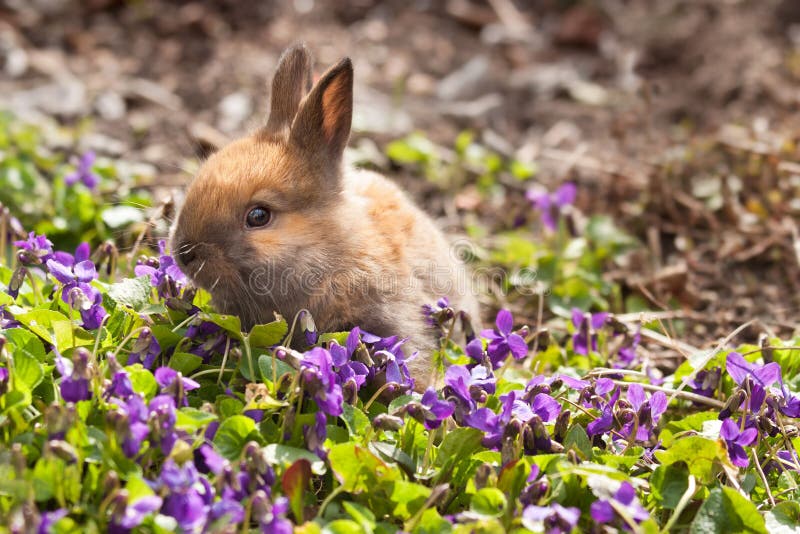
[6,230,800,532]
[12,234,108,329]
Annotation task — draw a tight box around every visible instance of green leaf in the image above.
[15,309,94,351]
[413,508,452,534]
[389,481,431,520]
[323,520,367,534]
[650,463,691,509]
[167,352,203,376]
[257,353,295,383]
[107,276,153,311]
[564,424,593,461]
[470,488,507,518]
[150,325,184,352]
[655,436,727,484]
[175,408,218,433]
[342,501,376,533]
[434,427,485,467]
[248,320,288,348]
[329,443,399,492]
[127,366,158,399]
[4,328,46,362]
[690,486,767,533]
[125,473,156,501]
[262,444,326,475]
[765,501,800,533]
[341,404,371,437]
[12,350,43,394]
[212,415,258,460]
[202,313,243,340]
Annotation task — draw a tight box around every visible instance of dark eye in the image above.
[246,206,272,228]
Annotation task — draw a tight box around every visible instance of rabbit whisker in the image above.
[210,276,221,292]
[193,260,207,278]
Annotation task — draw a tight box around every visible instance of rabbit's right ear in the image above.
[264,44,313,138]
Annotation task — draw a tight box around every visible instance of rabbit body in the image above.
[171,45,479,382]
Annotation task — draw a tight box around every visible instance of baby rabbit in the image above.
[171,44,479,385]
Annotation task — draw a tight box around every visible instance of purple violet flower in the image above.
[300,347,344,417]
[329,328,370,396]
[253,493,293,534]
[522,503,580,534]
[105,370,134,400]
[14,232,55,266]
[195,443,227,476]
[720,418,758,468]
[480,309,528,368]
[726,352,781,414]
[55,349,92,403]
[687,367,721,398]
[45,243,106,329]
[127,328,161,369]
[186,322,228,362]
[590,481,649,525]
[407,389,455,430]
[0,306,20,329]
[444,363,496,411]
[110,495,163,532]
[422,296,453,326]
[65,151,101,190]
[304,411,328,458]
[110,394,150,458]
[586,387,621,439]
[526,182,577,231]
[373,336,415,391]
[149,394,178,455]
[726,352,781,390]
[155,460,212,532]
[571,308,608,356]
[623,384,667,442]
[615,328,641,368]
[154,367,200,407]
[38,509,69,534]
[135,240,188,298]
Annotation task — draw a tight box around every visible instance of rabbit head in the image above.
[170,44,355,328]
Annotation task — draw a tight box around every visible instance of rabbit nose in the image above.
[176,241,197,266]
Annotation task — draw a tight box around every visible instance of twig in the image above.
[752,449,776,507]
[609,379,725,409]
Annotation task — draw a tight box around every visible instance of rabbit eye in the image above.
[246,206,272,228]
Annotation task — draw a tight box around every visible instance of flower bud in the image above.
[46,440,78,464]
[554,409,570,442]
[8,267,26,298]
[372,414,404,432]
[719,390,746,420]
[0,367,8,396]
[474,463,492,490]
[299,311,318,346]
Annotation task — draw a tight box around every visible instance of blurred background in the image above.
[3,0,800,170]
[1,0,799,344]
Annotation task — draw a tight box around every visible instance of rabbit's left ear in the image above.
[290,57,353,164]
[264,44,314,138]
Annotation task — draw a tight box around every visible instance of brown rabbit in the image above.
[170,44,479,385]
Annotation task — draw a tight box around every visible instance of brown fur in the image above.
[171,44,479,389]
